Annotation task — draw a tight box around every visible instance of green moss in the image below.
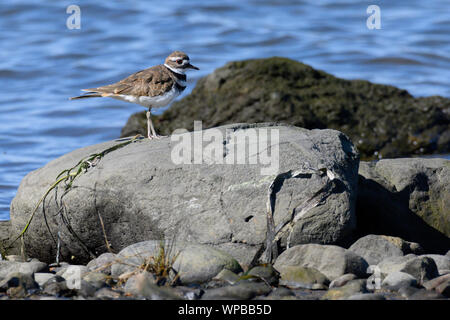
[416,191,450,236]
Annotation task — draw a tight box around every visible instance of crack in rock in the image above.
[260,167,339,264]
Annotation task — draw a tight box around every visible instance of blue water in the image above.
[0,0,449,220]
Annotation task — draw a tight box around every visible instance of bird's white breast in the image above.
[113,85,181,108]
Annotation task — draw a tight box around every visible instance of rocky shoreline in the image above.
[0,236,448,300]
[1,123,449,300]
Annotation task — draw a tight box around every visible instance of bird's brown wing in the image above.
[83,65,175,97]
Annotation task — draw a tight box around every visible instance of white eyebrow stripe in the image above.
[170,56,186,61]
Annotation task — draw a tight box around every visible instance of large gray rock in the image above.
[10,124,359,265]
[357,158,450,253]
[273,244,368,280]
[349,234,422,265]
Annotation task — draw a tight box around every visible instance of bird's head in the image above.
[164,51,199,75]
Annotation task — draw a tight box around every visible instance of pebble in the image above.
[124,271,182,300]
[246,265,279,286]
[435,280,450,297]
[87,252,117,275]
[201,281,272,300]
[401,257,439,283]
[83,272,111,289]
[348,293,386,300]
[278,266,329,290]
[382,271,418,290]
[408,289,446,300]
[329,274,357,288]
[422,273,450,290]
[95,287,124,299]
[34,273,57,288]
[212,269,240,285]
[398,285,421,299]
[42,279,73,297]
[321,279,367,300]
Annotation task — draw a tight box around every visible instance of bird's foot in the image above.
[147,134,167,140]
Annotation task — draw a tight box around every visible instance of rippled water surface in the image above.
[1,1,449,219]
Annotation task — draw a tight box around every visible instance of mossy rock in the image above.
[321,279,367,300]
[121,57,450,160]
[279,266,330,290]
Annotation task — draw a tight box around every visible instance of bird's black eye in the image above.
[176,59,183,64]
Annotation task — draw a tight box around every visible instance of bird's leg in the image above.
[146,108,166,140]
[146,108,155,139]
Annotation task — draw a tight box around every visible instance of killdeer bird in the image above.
[70,51,199,139]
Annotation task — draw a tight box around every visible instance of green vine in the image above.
[5,134,143,257]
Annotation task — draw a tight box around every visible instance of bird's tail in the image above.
[69,91,103,100]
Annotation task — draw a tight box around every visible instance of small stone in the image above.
[267,287,295,298]
[201,281,272,300]
[95,287,123,299]
[76,280,97,297]
[0,260,47,278]
[124,271,182,300]
[398,285,421,299]
[418,255,450,275]
[58,265,89,284]
[174,286,204,300]
[329,274,357,288]
[0,272,39,298]
[400,257,439,283]
[278,266,329,290]
[382,271,418,290]
[19,260,47,275]
[83,272,111,289]
[377,254,417,275]
[439,269,450,275]
[408,289,446,300]
[42,276,74,297]
[321,279,367,300]
[111,241,168,277]
[246,265,279,286]
[87,252,117,275]
[422,273,450,290]
[5,255,26,262]
[213,269,240,284]
[173,244,243,285]
[349,235,420,265]
[274,244,368,281]
[0,272,38,292]
[435,280,450,297]
[34,273,57,288]
[348,293,386,300]
[49,262,70,273]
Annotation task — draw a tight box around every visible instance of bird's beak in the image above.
[187,63,199,70]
